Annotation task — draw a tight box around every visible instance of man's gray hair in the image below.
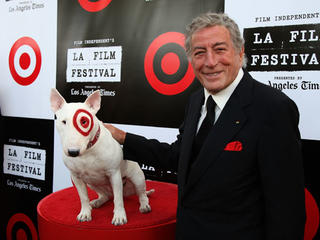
[185,12,247,67]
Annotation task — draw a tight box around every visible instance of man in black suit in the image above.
[105,13,305,240]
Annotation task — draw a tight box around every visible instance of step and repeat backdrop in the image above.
[0,0,319,239]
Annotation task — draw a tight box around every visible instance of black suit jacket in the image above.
[123,70,306,240]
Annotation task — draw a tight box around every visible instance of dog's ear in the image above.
[50,88,66,113]
[85,90,101,114]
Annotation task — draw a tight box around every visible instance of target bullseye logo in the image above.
[144,32,195,95]
[161,52,180,75]
[73,109,94,136]
[9,37,41,86]
[305,188,320,240]
[78,0,112,12]
[6,213,38,240]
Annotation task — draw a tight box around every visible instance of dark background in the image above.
[0,117,54,239]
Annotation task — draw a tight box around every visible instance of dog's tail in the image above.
[146,189,155,196]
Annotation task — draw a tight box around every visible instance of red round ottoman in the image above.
[37,180,177,240]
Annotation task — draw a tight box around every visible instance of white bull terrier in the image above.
[50,89,154,225]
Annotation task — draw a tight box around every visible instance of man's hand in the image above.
[103,123,126,145]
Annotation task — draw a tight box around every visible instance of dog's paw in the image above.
[139,203,151,213]
[111,208,127,226]
[77,208,92,222]
[90,198,107,208]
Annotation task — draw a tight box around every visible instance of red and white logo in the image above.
[73,109,94,136]
[78,0,112,12]
[144,32,195,95]
[9,37,41,86]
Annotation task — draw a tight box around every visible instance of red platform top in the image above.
[37,180,178,231]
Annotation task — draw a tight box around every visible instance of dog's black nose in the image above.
[68,149,80,157]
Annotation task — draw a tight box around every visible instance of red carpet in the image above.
[37,180,177,240]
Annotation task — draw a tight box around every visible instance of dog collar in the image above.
[87,125,101,149]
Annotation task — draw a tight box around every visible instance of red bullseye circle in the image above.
[6,213,38,240]
[19,53,31,70]
[78,0,112,12]
[161,52,180,75]
[80,116,90,128]
[305,188,320,240]
[16,229,27,240]
[9,36,41,86]
[144,32,195,95]
[73,109,94,136]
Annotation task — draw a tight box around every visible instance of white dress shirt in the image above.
[197,68,244,132]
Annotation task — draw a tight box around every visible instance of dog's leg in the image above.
[90,192,109,209]
[126,161,152,213]
[71,174,92,222]
[89,185,110,208]
[109,170,127,225]
[123,179,136,197]
[133,175,152,213]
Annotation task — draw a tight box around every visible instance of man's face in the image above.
[189,25,244,94]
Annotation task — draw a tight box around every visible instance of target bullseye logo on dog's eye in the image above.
[73,109,94,136]
[80,116,89,128]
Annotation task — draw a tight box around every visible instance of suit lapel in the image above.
[178,89,204,186]
[183,71,254,194]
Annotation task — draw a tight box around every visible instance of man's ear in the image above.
[239,45,245,66]
[85,90,101,114]
[50,88,66,113]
